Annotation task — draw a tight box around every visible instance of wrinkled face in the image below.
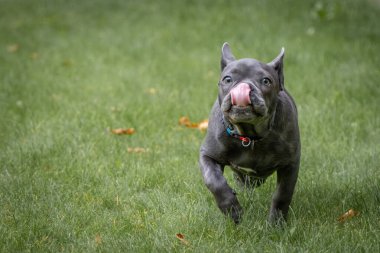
[219,59,281,124]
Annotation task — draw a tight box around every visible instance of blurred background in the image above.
[1,0,379,251]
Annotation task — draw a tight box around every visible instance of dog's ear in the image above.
[268,47,285,90]
[221,42,235,71]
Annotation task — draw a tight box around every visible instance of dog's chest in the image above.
[227,143,283,176]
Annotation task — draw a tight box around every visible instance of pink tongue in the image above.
[230,83,251,106]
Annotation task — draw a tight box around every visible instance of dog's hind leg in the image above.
[269,162,299,225]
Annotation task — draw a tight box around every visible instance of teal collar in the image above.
[222,116,262,148]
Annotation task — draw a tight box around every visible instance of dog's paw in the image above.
[217,192,243,224]
[268,208,286,227]
[221,202,243,224]
[230,204,244,224]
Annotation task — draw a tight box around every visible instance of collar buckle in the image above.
[226,126,253,148]
[241,137,252,147]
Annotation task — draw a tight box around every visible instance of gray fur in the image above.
[199,43,300,224]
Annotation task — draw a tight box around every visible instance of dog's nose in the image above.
[230,83,251,106]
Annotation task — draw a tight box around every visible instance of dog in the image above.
[199,43,300,224]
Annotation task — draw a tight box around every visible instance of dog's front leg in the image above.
[199,153,243,224]
[269,163,299,225]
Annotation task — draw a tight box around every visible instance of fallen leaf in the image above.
[111,128,135,135]
[198,119,209,132]
[179,116,208,131]
[337,208,360,223]
[178,116,188,125]
[127,147,148,153]
[178,116,195,128]
[176,233,190,246]
[95,234,102,246]
[7,44,19,53]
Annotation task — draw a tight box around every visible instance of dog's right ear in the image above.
[221,42,235,71]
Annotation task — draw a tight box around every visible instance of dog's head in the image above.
[219,43,285,125]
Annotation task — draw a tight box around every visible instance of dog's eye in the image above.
[261,78,271,86]
[222,76,233,84]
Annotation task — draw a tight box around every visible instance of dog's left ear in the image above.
[268,47,285,90]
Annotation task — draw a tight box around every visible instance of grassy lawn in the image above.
[1,0,379,252]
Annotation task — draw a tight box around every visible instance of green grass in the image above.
[1,0,379,252]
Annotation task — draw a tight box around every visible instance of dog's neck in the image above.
[221,114,270,141]
[233,117,271,139]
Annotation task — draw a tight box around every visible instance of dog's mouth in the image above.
[228,105,257,123]
[221,83,267,123]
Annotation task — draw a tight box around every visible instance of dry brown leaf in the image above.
[127,147,148,153]
[7,44,19,53]
[179,116,208,131]
[176,233,190,246]
[337,208,360,223]
[178,117,189,125]
[178,116,196,128]
[111,128,135,135]
[198,119,209,132]
[95,234,102,246]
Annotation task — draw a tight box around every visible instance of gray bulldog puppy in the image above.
[199,43,300,224]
